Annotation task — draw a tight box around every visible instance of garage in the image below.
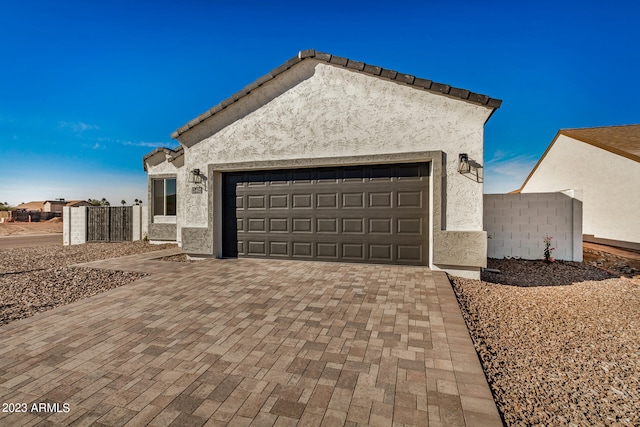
[222,163,429,265]
[145,49,502,278]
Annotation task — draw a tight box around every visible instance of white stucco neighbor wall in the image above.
[484,192,583,261]
[182,61,491,233]
[521,135,640,245]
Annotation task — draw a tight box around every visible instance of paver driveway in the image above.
[0,251,501,426]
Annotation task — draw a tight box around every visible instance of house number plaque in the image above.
[191,187,203,194]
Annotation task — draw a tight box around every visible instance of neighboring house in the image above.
[65,200,93,208]
[144,49,501,278]
[17,199,90,213]
[43,199,68,213]
[517,124,640,250]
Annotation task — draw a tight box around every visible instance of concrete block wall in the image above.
[63,206,87,246]
[484,192,582,261]
[63,206,149,245]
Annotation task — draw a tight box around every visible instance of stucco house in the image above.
[144,49,501,278]
[16,199,91,213]
[517,124,640,250]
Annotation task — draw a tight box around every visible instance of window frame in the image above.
[152,177,177,217]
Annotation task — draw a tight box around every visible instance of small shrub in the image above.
[543,236,555,263]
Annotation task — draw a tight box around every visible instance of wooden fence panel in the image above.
[109,207,133,242]
[86,207,132,242]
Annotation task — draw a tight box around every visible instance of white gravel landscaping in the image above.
[452,260,639,427]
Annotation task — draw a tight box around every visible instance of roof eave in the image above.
[142,146,184,171]
[171,49,502,141]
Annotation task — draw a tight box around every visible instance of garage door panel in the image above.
[317,218,338,233]
[343,218,365,234]
[342,193,365,208]
[269,218,288,232]
[223,163,429,265]
[292,218,312,233]
[248,218,265,232]
[317,243,338,258]
[369,192,392,208]
[293,242,313,257]
[370,244,393,261]
[316,193,338,208]
[397,191,422,208]
[247,241,266,255]
[342,243,365,260]
[398,245,422,261]
[269,195,288,208]
[369,218,392,234]
[397,218,422,234]
[247,195,265,209]
[270,241,289,255]
[292,194,312,208]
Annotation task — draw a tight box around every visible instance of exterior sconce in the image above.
[189,168,202,184]
[458,153,471,174]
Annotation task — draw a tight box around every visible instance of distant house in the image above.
[516,124,640,250]
[144,49,502,279]
[65,200,93,208]
[15,201,46,212]
[43,199,68,213]
[16,199,91,213]
[14,199,92,221]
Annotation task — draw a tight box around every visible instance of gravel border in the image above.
[452,262,639,426]
[1,242,175,325]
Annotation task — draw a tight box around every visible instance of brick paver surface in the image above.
[0,252,501,426]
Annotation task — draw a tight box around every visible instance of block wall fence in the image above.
[63,206,148,246]
[484,192,582,262]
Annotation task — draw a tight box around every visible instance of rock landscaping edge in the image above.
[0,242,175,325]
[451,260,639,427]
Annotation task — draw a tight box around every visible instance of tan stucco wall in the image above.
[521,134,640,245]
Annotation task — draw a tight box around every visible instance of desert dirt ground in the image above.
[0,219,63,236]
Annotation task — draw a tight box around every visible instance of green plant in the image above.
[543,236,555,263]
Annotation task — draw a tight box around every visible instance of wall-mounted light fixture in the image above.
[189,168,202,184]
[458,153,471,174]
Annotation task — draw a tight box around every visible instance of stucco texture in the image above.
[146,58,497,275]
[184,61,491,231]
[521,134,640,245]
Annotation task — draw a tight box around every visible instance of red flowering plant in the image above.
[543,236,555,263]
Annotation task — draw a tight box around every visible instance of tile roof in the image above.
[142,146,184,171]
[560,124,640,162]
[170,49,502,140]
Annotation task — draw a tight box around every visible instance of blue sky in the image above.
[1,0,638,205]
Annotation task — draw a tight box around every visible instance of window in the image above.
[153,178,176,216]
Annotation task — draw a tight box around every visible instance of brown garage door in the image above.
[222,163,429,265]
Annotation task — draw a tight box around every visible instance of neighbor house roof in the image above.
[515,124,640,193]
[560,124,640,161]
[15,201,45,211]
[170,48,503,140]
[65,200,91,207]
